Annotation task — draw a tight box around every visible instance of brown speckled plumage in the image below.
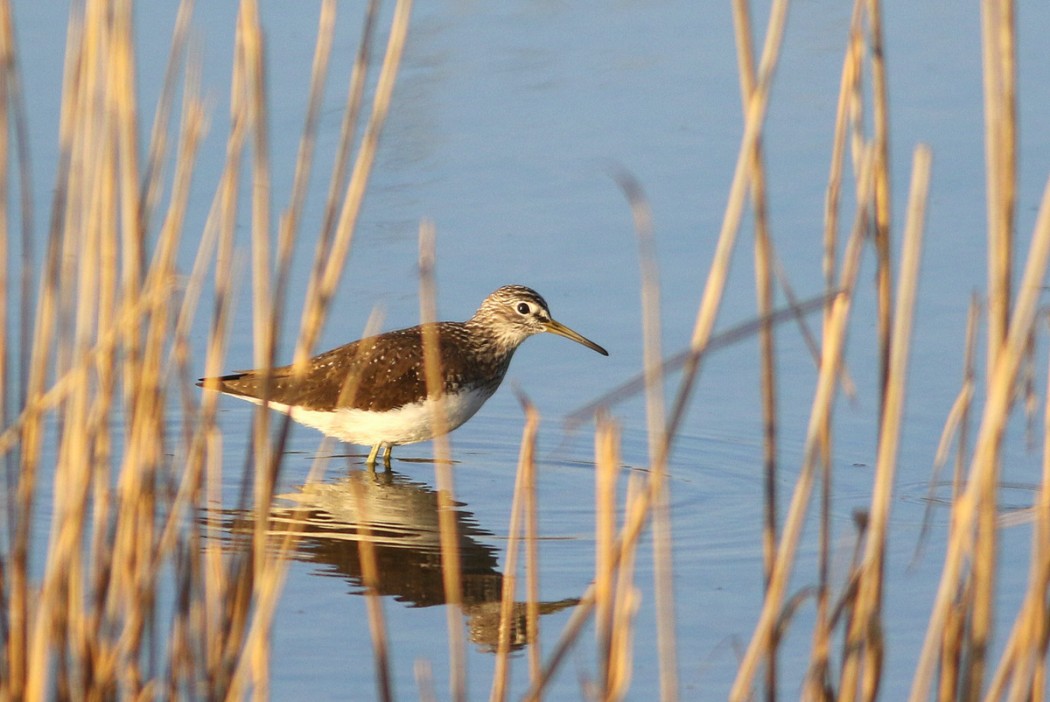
[197,285,608,463]
[201,323,515,413]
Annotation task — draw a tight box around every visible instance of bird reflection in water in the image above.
[215,468,578,652]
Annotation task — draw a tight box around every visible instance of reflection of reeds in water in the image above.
[3,0,1050,699]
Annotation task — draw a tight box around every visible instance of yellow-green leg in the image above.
[365,443,393,469]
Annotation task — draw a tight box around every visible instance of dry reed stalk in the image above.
[523,408,541,685]
[309,0,379,287]
[139,0,195,235]
[9,8,81,694]
[142,40,207,560]
[730,2,779,696]
[27,3,120,696]
[523,430,644,700]
[815,92,891,702]
[664,0,788,450]
[823,0,861,293]
[730,144,876,701]
[610,168,678,701]
[284,0,381,412]
[983,326,1050,698]
[565,294,831,429]
[981,0,1016,378]
[0,2,10,512]
[222,1,344,693]
[767,259,858,404]
[593,416,620,698]
[272,0,335,332]
[809,10,861,696]
[951,296,981,500]
[969,2,1017,696]
[195,129,242,694]
[606,472,646,702]
[912,296,979,567]
[241,0,339,491]
[909,177,1050,701]
[214,6,278,698]
[838,145,931,702]
[326,0,379,233]
[935,300,980,702]
[418,219,466,702]
[551,19,797,693]
[292,0,411,369]
[241,0,272,374]
[52,6,114,686]
[116,53,206,699]
[865,0,893,417]
[0,0,35,438]
[346,476,394,702]
[489,397,539,702]
[816,0,866,407]
[194,35,252,686]
[0,18,23,653]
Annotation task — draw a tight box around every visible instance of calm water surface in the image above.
[13,0,1050,698]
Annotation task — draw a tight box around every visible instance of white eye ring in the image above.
[516,302,532,315]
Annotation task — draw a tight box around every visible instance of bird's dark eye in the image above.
[516,302,531,314]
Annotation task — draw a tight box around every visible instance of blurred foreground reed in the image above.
[0,0,1048,700]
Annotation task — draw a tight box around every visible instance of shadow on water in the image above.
[210,467,579,652]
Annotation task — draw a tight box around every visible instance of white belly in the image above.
[231,386,496,447]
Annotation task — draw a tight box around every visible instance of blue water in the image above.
[10,0,1050,698]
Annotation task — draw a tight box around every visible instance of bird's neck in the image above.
[463,318,524,358]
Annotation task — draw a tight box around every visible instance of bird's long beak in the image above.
[544,319,609,356]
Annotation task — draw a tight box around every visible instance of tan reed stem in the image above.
[419,219,466,702]
[523,403,542,685]
[968,2,1016,696]
[347,477,395,702]
[310,0,379,290]
[663,0,789,453]
[839,145,930,702]
[565,294,831,428]
[909,175,1050,701]
[595,417,620,697]
[139,0,194,233]
[983,318,1050,700]
[981,0,1016,379]
[234,5,279,697]
[292,0,411,368]
[912,296,979,568]
[804,6,863,695]
[731,1,779,696]
[11,7,82,695]
[610,168,678,701]
[202,18,252,693]
[730,145,876,701]
[257,0,336,417]
[607,473,646,702]
[489,398,539,702]
[865,0,893,420]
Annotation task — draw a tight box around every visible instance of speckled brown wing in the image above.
[198,322,504,413]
